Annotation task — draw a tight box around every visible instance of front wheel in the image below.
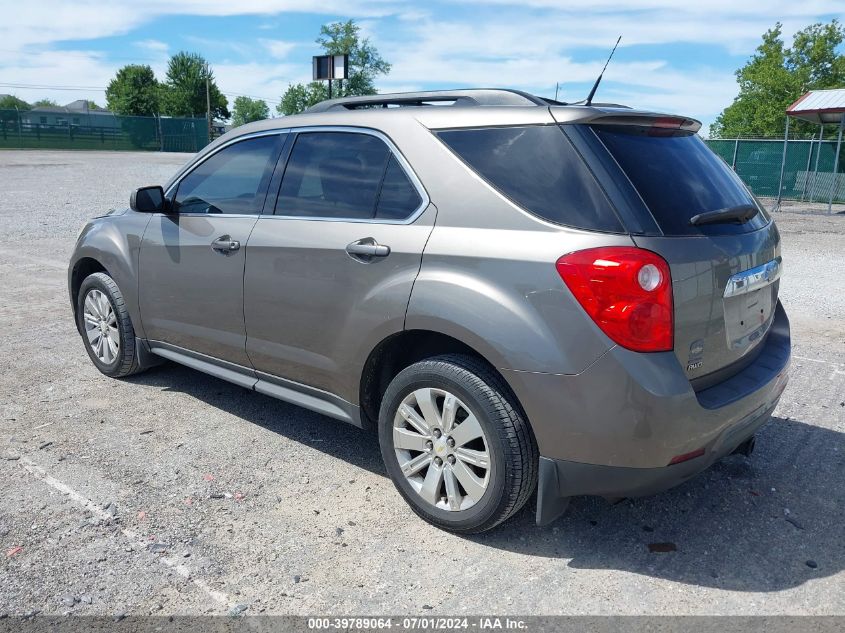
[378,354,538,533]
[76,272,145,378]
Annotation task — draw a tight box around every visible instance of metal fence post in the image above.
[827,115,844,214]
[775,116,790,212]
[731,138,739,170]
[809,124,824,203]
[800,130,818,202]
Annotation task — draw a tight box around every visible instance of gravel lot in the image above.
[0,150,843,617]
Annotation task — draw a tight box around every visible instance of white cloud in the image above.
[0,0,842,124]
[366,2,839,131]
[135,39,169,53]
[0,49,121,107]
[0,0,399,51]
[260,39,298,59]
[214,61,307,107]
[460,0,845,20]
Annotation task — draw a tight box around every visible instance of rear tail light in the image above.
[556,246,673,352]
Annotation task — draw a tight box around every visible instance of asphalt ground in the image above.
[0,150,843,617]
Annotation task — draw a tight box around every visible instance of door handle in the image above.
[346,238,390,261]
[211,235,240,253]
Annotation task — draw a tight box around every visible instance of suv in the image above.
[69,89,790,533]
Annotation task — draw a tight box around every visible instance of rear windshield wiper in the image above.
[689,204,759,226]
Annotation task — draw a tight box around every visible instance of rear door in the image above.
[243,129,435,403]
[580,122,781,386]
[139,133,284,366]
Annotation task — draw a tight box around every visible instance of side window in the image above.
[437,125,623,232]
[277,131,414,220]
[174,135,281,215]
[375,156,422,220]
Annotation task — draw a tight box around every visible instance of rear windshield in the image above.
[436,125,623,232]
[592,125,769,235]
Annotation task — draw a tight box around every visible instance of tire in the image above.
[378,354,538,533]
[76,272,144,378]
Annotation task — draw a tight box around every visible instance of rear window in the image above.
[592,126,769,235]
[436,125,623,232]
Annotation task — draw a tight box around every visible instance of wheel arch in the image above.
[70,257,110,330]
[68,212,152,340]
[71,257,109,303]
[359,329,523,431]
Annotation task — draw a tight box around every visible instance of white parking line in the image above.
[18,457,230,609]
[794,355,844,367]
[794,355,845,381]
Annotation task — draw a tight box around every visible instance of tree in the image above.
[106,65,160,116]
[32,98,58,107]
[316,20,391,97]
[711,20,845,138]
[279,82,326,116]
[231,96,270,126]
[0,95,30,110]
[278,19,391,115]
[161,52,229,120]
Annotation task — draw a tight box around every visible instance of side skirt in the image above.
[145,340,364,428]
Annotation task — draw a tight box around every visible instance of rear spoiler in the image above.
[550,107,701,134]
[590,114,701,133]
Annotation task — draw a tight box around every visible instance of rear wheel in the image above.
[76,272,144,378]
[378,354,537,533]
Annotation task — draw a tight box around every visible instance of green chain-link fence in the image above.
[0,109,209,152]
[705,137,845,203]
[2,107,842,201]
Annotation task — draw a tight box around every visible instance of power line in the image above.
[221,91,282,104]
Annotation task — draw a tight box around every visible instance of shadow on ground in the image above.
[128,363,844,593]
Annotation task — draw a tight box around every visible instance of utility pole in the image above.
[205,61,212,143]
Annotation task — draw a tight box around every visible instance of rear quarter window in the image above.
[436,125,623,232]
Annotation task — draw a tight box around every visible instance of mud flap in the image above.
[536,457,571,526]
[136,338,166,370]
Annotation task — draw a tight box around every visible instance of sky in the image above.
[1,0,844,134]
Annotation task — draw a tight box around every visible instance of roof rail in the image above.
[304,89,558,112]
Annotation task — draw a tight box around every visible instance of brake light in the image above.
[556,247,673,352]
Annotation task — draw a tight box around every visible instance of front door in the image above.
[243,130,434,402]
[139,133,285,366]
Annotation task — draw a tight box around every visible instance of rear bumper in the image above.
[500,302,790,524]
[535,400,774,524]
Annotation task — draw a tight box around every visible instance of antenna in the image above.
[584,36,621,106]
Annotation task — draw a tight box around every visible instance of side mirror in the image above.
[130,186,167,213]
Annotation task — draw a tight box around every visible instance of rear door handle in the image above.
[211,235,240,253]
[346,238,390,261]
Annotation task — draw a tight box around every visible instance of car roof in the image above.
[209,89,701,152]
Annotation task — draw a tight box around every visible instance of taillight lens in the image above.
[556,246,673,352]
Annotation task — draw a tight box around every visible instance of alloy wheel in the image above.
[82,289,120,364]
[392,387,491,511]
